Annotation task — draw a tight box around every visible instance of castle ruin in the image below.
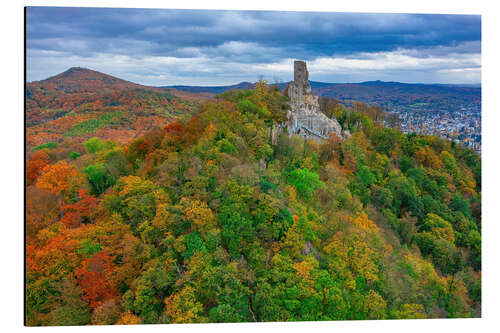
[285,60,345,142]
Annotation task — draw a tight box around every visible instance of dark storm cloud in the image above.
[26,7,481,85]
[27,7,480,57]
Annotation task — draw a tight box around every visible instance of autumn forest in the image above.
[25,68,481,325]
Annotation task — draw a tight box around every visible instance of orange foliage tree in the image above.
[36,161,82,203]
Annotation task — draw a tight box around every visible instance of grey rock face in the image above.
[286,60,344,142]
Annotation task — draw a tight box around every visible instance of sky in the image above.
[26,7,481,86]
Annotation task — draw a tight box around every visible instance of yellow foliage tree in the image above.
[116,311,142,325]
[164,286,205,323]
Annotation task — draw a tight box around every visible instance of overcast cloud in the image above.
[26,7,481,85]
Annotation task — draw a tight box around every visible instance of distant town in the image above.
[386,102,481,154]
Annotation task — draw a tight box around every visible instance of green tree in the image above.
[84,137,106,154]
[48,279,91,326]
[288,168,324,200]
[83,163,115,196]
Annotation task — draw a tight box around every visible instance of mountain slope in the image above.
[31,67,144,93]
[26,68,200,148]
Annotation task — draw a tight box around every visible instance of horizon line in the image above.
[26,67,482,88]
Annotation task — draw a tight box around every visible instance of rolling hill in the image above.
[166,80,481,112]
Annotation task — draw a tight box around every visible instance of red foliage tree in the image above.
[60,189,98,229]
[75,251,118,309]
[26,150,51,186]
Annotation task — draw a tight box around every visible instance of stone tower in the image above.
[294,60,309,87]
[285,60,344,142]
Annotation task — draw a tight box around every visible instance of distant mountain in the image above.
[309,80,481,111]
[162,81,255,94]
[433,83,481,88]
[29,67,144,94]
[167,79,481,111]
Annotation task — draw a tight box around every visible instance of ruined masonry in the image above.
[285,60,345,142]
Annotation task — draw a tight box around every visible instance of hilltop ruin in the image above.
[283,60,346,142]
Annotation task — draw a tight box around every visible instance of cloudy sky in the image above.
[26,7,481,86]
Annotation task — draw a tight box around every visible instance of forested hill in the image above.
[29,67,144,93]
[26,68,202,148]
[26,78,481,325]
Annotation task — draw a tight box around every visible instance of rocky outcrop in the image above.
[285,60,344,142]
